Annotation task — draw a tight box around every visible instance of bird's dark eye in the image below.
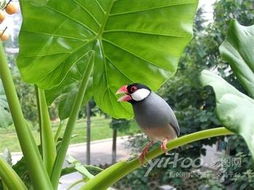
[130,86,137,93]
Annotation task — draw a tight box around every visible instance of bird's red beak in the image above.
[116,85,132,102]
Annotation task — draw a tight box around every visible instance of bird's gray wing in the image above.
[150,92,180,137]
[167,107,180,137]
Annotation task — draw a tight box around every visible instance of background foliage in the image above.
[0,81,13,128]
[115,0,254,189]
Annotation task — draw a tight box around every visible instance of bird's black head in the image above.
[116,83,151,104]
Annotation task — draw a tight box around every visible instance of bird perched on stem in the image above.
[116,83,180,163]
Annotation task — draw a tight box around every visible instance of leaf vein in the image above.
[109,2,196,17]
[102,38,167,70]
[105,55,134,83]
[95,0,106,14]
[72,0,101,27]
[45,5,97,35]
[22,30,88,41]
[103,30,187,38]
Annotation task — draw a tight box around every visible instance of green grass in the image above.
[0,116,140,153]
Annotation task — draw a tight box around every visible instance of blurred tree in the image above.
[78,100,99,164]
[11,67,38,123]
[86,101,91,165]
[0,81,13,128]
[110,118,130,163]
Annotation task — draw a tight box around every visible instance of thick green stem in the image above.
[0,157,27,190]
[36,87,56,175]
[82,127,233,190]
[0,43,53,189]
[50,54,94,189]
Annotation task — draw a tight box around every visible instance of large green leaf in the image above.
[219,20,254,98]
[17,0,198,118]
[201,70,254,158]
[0,81,13,128]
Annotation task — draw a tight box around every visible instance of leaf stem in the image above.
[81,127,233,189]
[36,87,56,174]
[0,43,53,189]
[50,53,94,189]
[0,157,27,190]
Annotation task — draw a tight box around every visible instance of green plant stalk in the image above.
[0,157,27,190]
[36,87,57,175]
[54,120,64,143]
[51,54,94,189]
[82,127,233,190]
[61,164,103,176]
[67,179,85,190]
[35,86,43,148]
[0,43,53,189]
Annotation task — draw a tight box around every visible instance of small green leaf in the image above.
[219,20,254,98]
[66,156,94,179]
[201,70,254,158]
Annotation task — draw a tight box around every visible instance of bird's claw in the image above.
[138,141,153,165]
[161,138,169,155]
[139,147,149,164]
[138,152,147,165]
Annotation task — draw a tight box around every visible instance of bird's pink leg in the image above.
[139,141,154,164]
[161,137,169,154]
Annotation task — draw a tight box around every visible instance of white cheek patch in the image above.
[131,89,150,101]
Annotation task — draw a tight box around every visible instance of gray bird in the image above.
[116,83,180,162]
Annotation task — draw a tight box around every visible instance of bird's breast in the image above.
[141,124,177,141]
[133,94,171,128]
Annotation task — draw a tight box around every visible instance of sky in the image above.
[199,0,217,22]
[199,0,217,9]
[1,0,217,41]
